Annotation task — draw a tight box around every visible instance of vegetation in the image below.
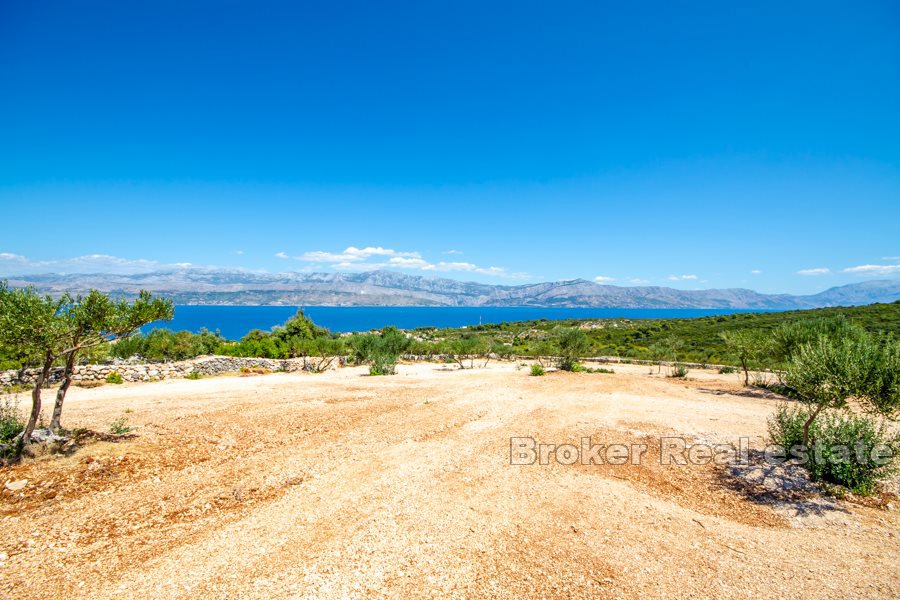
[720,329,768,385]
[105,372,124,384]
[0,396,23,442]
[768,404,898,495]
[109,416,131,435]
[530,364,545,377]
[668,363,689,378]
[0,283,172,450]
[555,327,590,371]
[349,326,410,375]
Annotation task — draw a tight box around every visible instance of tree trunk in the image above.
[801,403,826,448]
[50,351,77,433]
[17,351,53,449]
[741,358,749,386]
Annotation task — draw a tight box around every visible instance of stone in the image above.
[30,429,69,444]
[5,479,28,491]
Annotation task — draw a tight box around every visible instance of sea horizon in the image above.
[144,304,779,340]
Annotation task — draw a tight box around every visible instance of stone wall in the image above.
[0,355,341,387]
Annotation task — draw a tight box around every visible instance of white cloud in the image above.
[628,278,650,285]
[667,274,698,281]
[0,252,193,275]
[593,275,616,282]
[882,256,900,261]
[299,246,420,263]
[797,267,831,276]
[751,269,762,275]
[842,264,900,276]
[292,246,527,279]
[275,252,289,259]
[388,256,431,269]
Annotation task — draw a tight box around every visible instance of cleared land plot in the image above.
[2,363,898,598]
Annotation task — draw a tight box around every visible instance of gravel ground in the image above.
[1,362,898,598]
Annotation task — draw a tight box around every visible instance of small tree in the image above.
[556,327,591,371]
[783,331,900,448]
[648,336,684,373]
[0,283,69,447]
[49,290,173,432]
[298,337,346,372]
[350,327,410,375]
[448,335,490,369]
[720,329,768,386]
[0,284,173,447]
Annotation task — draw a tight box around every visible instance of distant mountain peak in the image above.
[4,269,899,309]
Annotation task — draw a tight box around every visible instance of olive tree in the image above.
[0,283,70,446]
[783,331,900,448]
[349,327,410,375]
[0,283,172,447]
[49,290,173,432]
[720,329,769,386]
[448,335,491,369]
[556,327,591,371]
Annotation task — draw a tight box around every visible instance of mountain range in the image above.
[5,269,900,309]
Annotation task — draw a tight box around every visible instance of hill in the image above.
[5,269,899,309]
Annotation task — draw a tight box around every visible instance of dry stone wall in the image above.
[0,355,340,387]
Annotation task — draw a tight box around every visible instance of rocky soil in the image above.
[1,363,897,598]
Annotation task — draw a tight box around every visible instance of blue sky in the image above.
[1,0,898,294]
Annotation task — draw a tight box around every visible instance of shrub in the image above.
[109,416,131,435]
[185,371,202,380]
[669,364,689,378]
[767,404,898,495]
[587,367,615,374]
[557,327,591,371]
[718,365,737,374]
[351,327,410,376]
[530,364,545,377]
[105,372,124,384]
[0,396,24,441]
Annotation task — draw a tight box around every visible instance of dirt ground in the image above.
[1,362,898,598]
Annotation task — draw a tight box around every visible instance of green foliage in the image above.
[447,335,491,368]
[0,396,24,441]
[720,329,769,385]
[767,404,898,495]
[185,371,202,380]
[439,301,900,366]
[351,327,410,376]
[109,416,131,435]
[111,327,223,362]
[105,372,124,384]
[668,363,689,378]
[0,282,69,369]
[718,365,737,374]
[556,327,590,371]
[530,364,545,376]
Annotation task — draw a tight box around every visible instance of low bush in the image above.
[767,404,898,495]
[530,364,545,376]
[0,396,24,441]
[185,371,202,380]
[668,364,689,378]
[718,365,737,374]
[105,372,124,384]
[109,416,131,435]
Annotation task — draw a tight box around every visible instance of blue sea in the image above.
[144,305,771,340]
